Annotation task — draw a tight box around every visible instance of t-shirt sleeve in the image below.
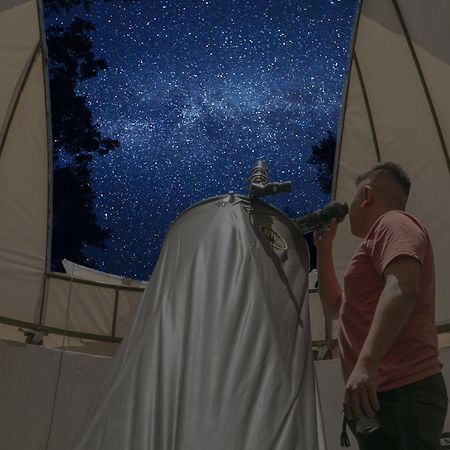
[369,212,427,275]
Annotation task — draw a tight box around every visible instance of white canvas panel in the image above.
[43,277,115,336]
[0,48,48,321]
[62,259,148,288]
[115,289,143,338]
[333,60,378,283]
[4,340,450,450]
[0,0,39,128]
[309,290,326,342]
[0,340,111,450]
[413,47,450,159]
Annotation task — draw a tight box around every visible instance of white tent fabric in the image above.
[3,338,450,450]
[62,259,148,288]
[0,0,50,323]
[0,340,112,450]
[41,274,143,339]
[71,196,322,450]
[333,0,450,326]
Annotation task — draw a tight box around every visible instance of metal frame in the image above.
[327,0,364,343]
[331,0,364,200]
[37,0,55,327]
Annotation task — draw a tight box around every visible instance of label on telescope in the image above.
[260,225,288,250]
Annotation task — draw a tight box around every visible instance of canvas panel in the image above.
[115,289,143,338]
[0,340,111,450]
[0,0,39,128]
[0,49,48,321]
[43,277,115,336]
[309,290,326,342]
[62,259,148,288]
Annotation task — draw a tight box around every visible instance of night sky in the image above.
[47,0,358,280]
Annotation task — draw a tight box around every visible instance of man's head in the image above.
[349,162,411,238]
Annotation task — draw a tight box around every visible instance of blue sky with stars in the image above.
[46,0,359,280]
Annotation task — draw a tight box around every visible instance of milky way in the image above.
[47,0,359,279]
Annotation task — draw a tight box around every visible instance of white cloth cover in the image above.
[72,195,321,450]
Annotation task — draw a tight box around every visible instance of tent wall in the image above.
[2,340,450,450]
[0,0,51,323]
[41,273,143,340]
[333,0,450,325]
[0,340,111,450]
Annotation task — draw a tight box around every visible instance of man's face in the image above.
[348,183,366,238]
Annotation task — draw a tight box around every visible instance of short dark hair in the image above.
[355,161,411,196]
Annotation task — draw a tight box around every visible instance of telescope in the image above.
[249,160,292,198]
[73,159,341,449]
[248,160,348,233]
[294,201,349,234]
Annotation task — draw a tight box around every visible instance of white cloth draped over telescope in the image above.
[72,190,323,450]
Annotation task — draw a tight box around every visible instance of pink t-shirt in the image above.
[339,210,442,391]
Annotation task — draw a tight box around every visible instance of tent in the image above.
[1,0,450,449]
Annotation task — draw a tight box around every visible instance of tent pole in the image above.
[0,43,40,159]
[331,0,364,200]
[326,0,364,347]
[37,0,55,327]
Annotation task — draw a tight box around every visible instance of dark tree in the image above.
[44,7,120,271]
[51,164,110,268]
[307,131,337,195]
[46,18,119,161]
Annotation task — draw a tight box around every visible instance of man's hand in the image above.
[314,217,343,319]
[344,359,380,419]
[313,217,338,251]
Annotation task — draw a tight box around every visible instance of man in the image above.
[315,162,447,449]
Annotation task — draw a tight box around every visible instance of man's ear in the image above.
[361,185,373,208]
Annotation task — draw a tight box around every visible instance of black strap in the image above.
[340,415,351,447]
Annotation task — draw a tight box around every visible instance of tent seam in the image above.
[331,0,364,200]
[391,0,450,176]
[353,51,381,162]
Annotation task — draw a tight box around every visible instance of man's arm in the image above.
[314,218,343,319]
[344,255,421,419]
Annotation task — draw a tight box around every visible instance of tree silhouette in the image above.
[44,5,121,271]
[47,18,119,161]
[52,164,110,268]
[307,131,336,195]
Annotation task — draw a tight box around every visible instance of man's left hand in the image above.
[343,360,380,419]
